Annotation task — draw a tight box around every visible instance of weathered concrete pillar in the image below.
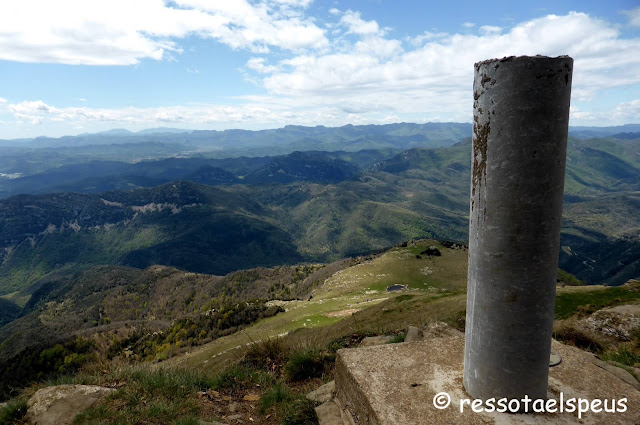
[463,55,573,405]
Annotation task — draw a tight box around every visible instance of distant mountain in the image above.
[136,127,191,135]
[186,166,240,185]
[569,124,640,139]
[6,122,639,147]
[95,128,135,136]
[564,137,640,195]
[0,141,190,176]
[0,123,472,184]
[0,122,472,150]
[0,149,401,198]
[611,132,640,140]
[244,151,360,184]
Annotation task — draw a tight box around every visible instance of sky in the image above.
[0,0,639,139]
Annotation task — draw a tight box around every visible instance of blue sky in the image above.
[0,0,639,139]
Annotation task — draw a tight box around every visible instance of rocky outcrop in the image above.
[584,304,640,341]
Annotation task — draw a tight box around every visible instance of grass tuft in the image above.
[553,320,605,353]
[259,381,293,413]
[242,337,290,372]
[601,344,640,367]
[388,332,406,344]
[72,366,204,425]
[0,398,28,425]
[285,350,333,382]
[209,364,253,393]
[281,396,318,425]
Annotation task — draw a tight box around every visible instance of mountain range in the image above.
[0,127,637,307]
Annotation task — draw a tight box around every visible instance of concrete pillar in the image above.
[463,55,573,405]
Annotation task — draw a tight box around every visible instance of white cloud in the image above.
[246,58,279,74]
[250,11,640,127]
[340,10,381,35]
[0,97,7,103]
[462,22,475,28]
[0,0,327,65]
[271,0,313,7]
[10,100,57,115]
[570,99,640,124]
[4,10,640,135]
[408,31,448,46]
[624,7,640,27]
[5,98,353,129]
[479,25,501,34]
[612,99,640,121]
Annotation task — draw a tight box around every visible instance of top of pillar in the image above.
[474,55,573,69]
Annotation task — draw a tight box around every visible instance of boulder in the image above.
[404,326,423,343]
[307,381,335,403]
[584,304,640,341]
[423,321,464,338]
[315,400,346,425]
[27,385,115,425]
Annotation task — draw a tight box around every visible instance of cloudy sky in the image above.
[0,0,639,139]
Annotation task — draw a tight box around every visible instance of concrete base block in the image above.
[335,335,640,424]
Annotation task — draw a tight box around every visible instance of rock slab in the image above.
[27,385,115,425]
[359,336,392,347]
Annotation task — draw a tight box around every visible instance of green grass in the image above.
[554,286,640,319]
[601,344,640,368]
[285,350,332,382]
[71,365,208,425]
[171,240,467,370]
[74,348,323,424]
[281,397,318,425]
[242,337,290,371]
[557,268,584,286]
[208,364,253,393]
[259,381,293,413]
[388,332,407,344]
[394,294,416,302]
[348,243,467,292]
[0,292,31,309]
[0,398,28,425]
